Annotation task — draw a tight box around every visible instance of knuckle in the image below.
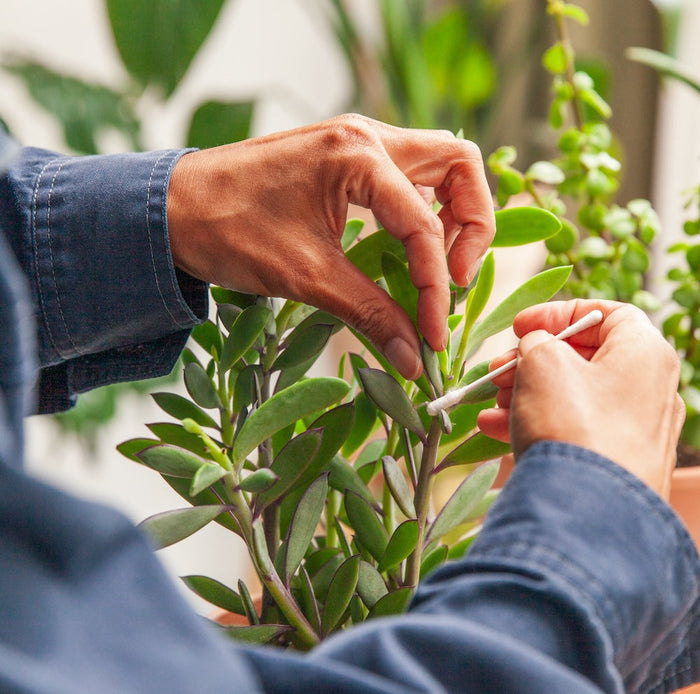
[323,113,378,151]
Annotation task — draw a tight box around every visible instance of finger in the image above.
[513,299,631,349]
[489,348,519,388]
[311,251,423,380]
[359,158,451,351]
[477,407,511,442]
[495,387,513,409]
[375,124,495,286]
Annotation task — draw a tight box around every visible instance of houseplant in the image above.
[118,203,565,647]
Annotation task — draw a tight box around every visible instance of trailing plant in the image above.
[626,46,700,455]
[488,0,700,452]
[487,0,660,313]
[119,205,566,647]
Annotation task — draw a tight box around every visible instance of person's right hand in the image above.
[477,300,685,500]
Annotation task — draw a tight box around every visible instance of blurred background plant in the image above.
[2,0,255,446]
[1,0,674,448]
[626,45,700,457]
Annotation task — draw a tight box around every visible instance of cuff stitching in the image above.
[146,152,190,331]
[31,158,61,357]
[46,159,81,357]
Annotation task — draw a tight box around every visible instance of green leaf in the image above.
[256,430,322,510]
[233,378,350,466]
[190,320,224,357]
[426,460,500,544]
[106,0,227,97]
[220,305,271,372]
[181,575,244,614]
[151,392,218,429]
[2,59,140,154]
[421,340,443,396]
[232,365,262,413]
[136,444,207,478]
[358,368,425,441]
[492,208,562,247]
[183,362,221,410]
[328,455,376,506]
[238,468,279,493]
[117,438,160,463]
[627,47,700,96]
[190,463,228,496]
[561,4,589,24]
[346,228,405,280]
[186,100,254,149]
[381,252,418,325]
[526,161,566,186]
[457,361,499,404]
[463,252,495,333]
[381,456,416,518]
[217,303,242,331]
[466,266,572,353]
[341,392,377,458]
[357,561,388,609]
[378,520,419,572]
[437,432,510,472]
[367,587,413,619]
[341,218,365,250]
[321,555,360,634]
[420,544,449,580]
[160,477,240,536]
[542,42,568,75]
[291,404,356,492]
[272,324,333,372]
[284,474,329,581]
[344,490,388,562]
[147,422,209,456]
[139,505,227,549]
[221,624,292,645]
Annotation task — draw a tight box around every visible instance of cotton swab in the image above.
[425,309,604,416]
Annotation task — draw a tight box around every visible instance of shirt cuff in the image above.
[465,441,700,693]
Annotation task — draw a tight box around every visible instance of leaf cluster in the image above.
[119,208,565,647]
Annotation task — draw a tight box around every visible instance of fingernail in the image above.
[385,337,422,380]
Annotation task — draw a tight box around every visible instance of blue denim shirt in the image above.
[0,131,698,693]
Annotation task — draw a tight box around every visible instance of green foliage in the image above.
[2,0,255,445]
[119,203,562,647]
[487,0,700,449]
[106,0,228,97]
[326,0,498,136]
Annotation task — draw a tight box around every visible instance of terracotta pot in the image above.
[669,467,700,694]
[670,466,700,549]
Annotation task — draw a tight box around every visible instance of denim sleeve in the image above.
[235,442,699,694]
[0,139,208,412]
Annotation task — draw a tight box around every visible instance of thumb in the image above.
[517,329,556,359]
[315,254,423,380]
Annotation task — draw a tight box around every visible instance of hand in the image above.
[477,300,685,500]
[167,114,495,380]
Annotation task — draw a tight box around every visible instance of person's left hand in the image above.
[167,114,495,380]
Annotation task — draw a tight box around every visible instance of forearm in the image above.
[0,138,208,411]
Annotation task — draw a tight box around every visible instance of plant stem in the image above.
[549,3,584,130]
[250,522,320,649]
[404,418,441,587]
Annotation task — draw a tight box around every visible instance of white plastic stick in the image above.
[425,309,604,416]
